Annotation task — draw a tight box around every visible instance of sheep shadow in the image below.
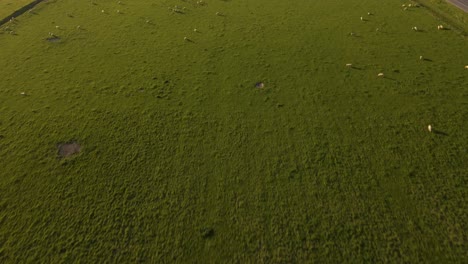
[433,129,449,136]
[351,66,363,70]
[423,58,433,62]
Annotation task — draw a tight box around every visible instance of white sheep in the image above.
[420,55,423,60]
[378,73,384,77]
[184,36,188,41]
[360,16,364,21]
[101,10,105,13]
[427,125,432,132]
[20,92,26,95]
[193,28,197,32]
[412,26,418,31]
[346,63,353,67]
[465,65,468,69]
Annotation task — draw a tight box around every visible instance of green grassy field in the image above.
[416,0,468,34]
[0,0,467,262]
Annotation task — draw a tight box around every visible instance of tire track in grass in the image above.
[447,0,468,13]
[0,0,46,26]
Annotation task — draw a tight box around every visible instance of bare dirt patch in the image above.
[46,36,61,42]
[57,142,81,158]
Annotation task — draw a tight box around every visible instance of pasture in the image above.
[0,0,467,262]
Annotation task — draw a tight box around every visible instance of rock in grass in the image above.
[200,227,215,239]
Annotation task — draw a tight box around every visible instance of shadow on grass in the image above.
[433,129,449,136]
[423,58,433,62]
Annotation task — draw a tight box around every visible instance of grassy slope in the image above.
[0,0,33,19]
[415,0,468,33]
[0,0,467,262]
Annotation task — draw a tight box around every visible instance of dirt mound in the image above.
[57,142,81,158]
[46,36,61,42]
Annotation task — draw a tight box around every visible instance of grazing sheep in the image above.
[77,25,81,29]
[184,36,188,41]
[116,10,120,13]
[193,28,197,32]
[378,73,384,77]
[465,65,468,69]
[368,12,372,15]
[55,25,59,29]
[427,125,432,132]
[346,63,353,67]
[420,56,423,60]
[350,32,355,36]
[438,25,444,30]
[412,26,418,31]
[20,92,26,95]
[360,16,364,21]
[101,10,105,13]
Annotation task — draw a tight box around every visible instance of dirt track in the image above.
[447,0,468,12]
[0,0,45,26]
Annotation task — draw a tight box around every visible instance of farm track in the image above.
[0,0,46,26]
[447,0,468,12]
[413,0,468,35]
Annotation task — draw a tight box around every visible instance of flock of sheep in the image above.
[4,1,466,132]
[344,2,467,133]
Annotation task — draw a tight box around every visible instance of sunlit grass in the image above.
[0,0,467,262]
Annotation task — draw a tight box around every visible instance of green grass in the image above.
[0,0,467,262]
[0,0,33,19]
[415,0,468,34]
